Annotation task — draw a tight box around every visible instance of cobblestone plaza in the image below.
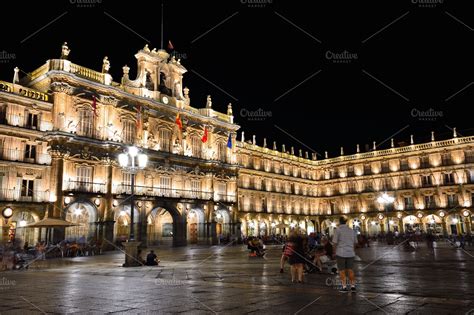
[1,242,474,314]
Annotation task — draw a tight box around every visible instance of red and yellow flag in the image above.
[175,112,182,130]
[201,127,208,143]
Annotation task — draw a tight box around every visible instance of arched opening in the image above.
[215,209,231,238]
[187,208,205,244]
[321,219,336,237]
[147,207,175,246]
[367,218,381,236]
[402,215,422,233]
[445,214,464,235]
[258,221,268,236]
[65,202,97,242]
[8,211,39,247]
[422,214,443,234]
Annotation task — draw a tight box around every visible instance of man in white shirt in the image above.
[332,216,357,292]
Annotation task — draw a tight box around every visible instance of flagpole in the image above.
[161,2,164,49]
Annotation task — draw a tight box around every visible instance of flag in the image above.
[136,105,142,129]
[92,95,98,117]
[201,127,208,143]
[175,112,182,130]
[168,40,174,50]
[227,133,232,149]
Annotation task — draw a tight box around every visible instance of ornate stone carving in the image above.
[60,42,70,59]
[99,94,118,106]
[50,82,74,94]
[102,56,110,73]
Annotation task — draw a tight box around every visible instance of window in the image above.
[424,195,434,208]
[191,180,201,198]
[77,166,93,191]
[77,109,94,137]
[26,113,39,129]
[422,175,432,187]
[122,120,135,144]
[447,194,458,207]
[159,129,171,152]
[21,179,34,197]
[159,176,171,196]
[24,144,36,160]
[444,173,454,184]
[191,136,202,158]
[404,197,413,209]
[218,142,227,162]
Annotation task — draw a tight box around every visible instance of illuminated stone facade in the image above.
[0,44,473,248]
[238,136,474,237]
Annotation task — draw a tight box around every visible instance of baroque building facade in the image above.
[0,43,473,247]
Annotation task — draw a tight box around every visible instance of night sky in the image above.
[1,0,472,158]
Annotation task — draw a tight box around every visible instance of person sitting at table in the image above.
[145,250,160,266]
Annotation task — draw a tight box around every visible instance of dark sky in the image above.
[1,0,472,158]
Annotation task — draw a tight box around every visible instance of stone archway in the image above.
[214,209,231,237]
[187,208,205,244]
[65,201,98,241]
[146,205,185,247]
[9,210,40,247]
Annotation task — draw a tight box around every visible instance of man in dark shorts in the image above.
[332,216,357,292]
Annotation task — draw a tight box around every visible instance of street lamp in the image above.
[118,146,148,241]
[377,192,395,233]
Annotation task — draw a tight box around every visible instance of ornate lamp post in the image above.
[118,146,147,267]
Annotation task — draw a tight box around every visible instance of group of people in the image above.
[278,217,358,291]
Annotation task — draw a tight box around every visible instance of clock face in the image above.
[2,207,13,218]
[162,96,169,104]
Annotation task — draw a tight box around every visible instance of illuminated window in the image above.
[191,136,202,158]
[77,109,94,137]
[159,129,171,152]
[122,120,136,144]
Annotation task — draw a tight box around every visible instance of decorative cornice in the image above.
[50,81,74,94]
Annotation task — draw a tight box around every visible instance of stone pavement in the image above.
[1,241,474,314]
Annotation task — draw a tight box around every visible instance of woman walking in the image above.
[288,234,305,283]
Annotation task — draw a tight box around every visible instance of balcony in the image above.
[0,189,50,202]
[64,180,106,194]
[0,148,51,165]
[114,184,214,200]
[0,113,53,131]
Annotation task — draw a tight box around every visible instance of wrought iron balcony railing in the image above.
[64,180,106,194]
[0,189,50,202]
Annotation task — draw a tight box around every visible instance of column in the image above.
[102,161,115,250]
[50,149,68,243]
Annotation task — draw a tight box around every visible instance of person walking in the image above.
[332,216,357,292]
[288,233,305,283]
